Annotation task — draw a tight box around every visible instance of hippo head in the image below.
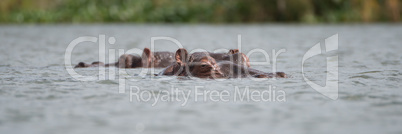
[186,52,224,78]
[223,53,250,67]
[167,48,224,78]
[226,49,250,67]
[188,56,224,78]
[74,62,89,68]
[131,55,143,68]
[117,54,142,68]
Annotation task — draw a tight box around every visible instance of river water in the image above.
[0,24,401,134]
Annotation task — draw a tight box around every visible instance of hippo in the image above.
[190,49,250,67]
[159,48,189,76]
[141,48,176,68]
[159,48,286,78]
[74,61,105,68]
[160,49,250,74]
[113,53,143,68]
[74,48,175,68]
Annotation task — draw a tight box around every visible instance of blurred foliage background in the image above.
[0,0,400,23]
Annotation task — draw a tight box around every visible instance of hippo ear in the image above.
[175,48,188,65]
[142,48,153,67]
[241,53,251,67]
[228,49,239,54]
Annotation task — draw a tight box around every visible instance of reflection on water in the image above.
[0,24,401,134]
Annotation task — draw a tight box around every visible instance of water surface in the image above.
[0,24,401,134]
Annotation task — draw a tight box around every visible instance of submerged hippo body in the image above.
[114,54,143,68]
[160,48,286,78]
[74,61,105,68]
[141,49,176,68]
[74,48,175,68]
[216,61,286,78]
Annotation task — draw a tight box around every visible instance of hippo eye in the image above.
[201,64,207,68]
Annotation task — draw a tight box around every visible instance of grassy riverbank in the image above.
[0,0,401,23]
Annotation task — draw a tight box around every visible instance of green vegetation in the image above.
[0,0,401,23]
